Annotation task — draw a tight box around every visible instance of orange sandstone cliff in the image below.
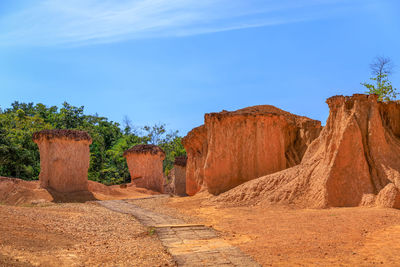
[182,125,208,195]
[217,94,400,209]
[183,105,322,195]
[32,129,92,193]
[124,144,165,193]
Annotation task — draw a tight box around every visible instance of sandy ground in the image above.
[0,202,174,267]
[132,193,400,266]
[3,176,400,266]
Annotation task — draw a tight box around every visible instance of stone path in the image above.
[97,198,260,267]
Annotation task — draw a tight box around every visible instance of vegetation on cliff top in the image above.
[362,56,398,101]
[0,101,185,185]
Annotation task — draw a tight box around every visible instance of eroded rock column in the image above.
[182,125,208,196]
[33,129,92,193]
[173,156,187,196]
[124,144,165,193]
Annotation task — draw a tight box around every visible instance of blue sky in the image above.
[1,0,399,135]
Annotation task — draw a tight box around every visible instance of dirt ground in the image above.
[2,186,400,266]
[132,193,400,266]
[0,202,174,267]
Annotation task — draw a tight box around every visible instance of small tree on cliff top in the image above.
[362,56,398,101]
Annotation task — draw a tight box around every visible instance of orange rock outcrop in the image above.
[123,144,165,193]
[217,94,400,209]
[183,105,322,195]
[182,125,208,195]
[32,129,92,193]
[172,156,187,196]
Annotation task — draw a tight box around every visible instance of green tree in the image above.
[362,56,398,101]
[0,101,186,184]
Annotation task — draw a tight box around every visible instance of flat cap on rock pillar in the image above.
[123,144,165,193]
[32,129,92,193]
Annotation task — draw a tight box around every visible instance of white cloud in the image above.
[0,0,365,46]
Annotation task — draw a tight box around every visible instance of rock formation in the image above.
[182,125,208,196]
[163,156,188,196]
[216,94,400,209]
[124,144,165,193]
[183,105,322,195]
[32,129,92,193]
[173,156,188,196]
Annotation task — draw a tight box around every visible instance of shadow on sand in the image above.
[46,188,98,203]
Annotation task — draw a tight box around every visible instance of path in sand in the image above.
[97,196,260,267]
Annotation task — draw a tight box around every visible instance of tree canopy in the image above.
[362,56,398,101]
[0,101,186,185]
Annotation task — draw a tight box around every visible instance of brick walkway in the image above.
[98,198,260,267]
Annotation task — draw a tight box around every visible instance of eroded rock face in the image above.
[173,156,187,196]
[217,94,400,209]
[182,126,208,196]
[183,105,322,195]
[124,144,165,193]
[33,129,92,193]
[376,183,400,208]
[163,156,187,196]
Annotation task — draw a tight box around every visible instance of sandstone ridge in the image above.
[216,94,400,209]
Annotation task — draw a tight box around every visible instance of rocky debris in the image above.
[183,105,322,195]
[33,129,92,193]
[124,144,165,193]
[376,183,400,208]
[216,94,400,209]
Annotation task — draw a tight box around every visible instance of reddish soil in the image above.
[0,202,174,266]
[0,177,158,205]
[3,176,400,266]
[160,193,400,266]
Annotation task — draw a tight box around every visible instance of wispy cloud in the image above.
[0,0,365,46]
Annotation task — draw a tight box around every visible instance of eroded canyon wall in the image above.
[184,105,322,195]
[182,125,208,196]
[216,94,400,209]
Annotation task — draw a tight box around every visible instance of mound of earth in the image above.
[216,94,400,209]
[0,177,158,205]
[183,105,322,195]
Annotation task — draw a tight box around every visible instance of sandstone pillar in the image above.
[182,125,207,196]
[32,129,92,193]
[173,156,187,196]
[124,144,165,193]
